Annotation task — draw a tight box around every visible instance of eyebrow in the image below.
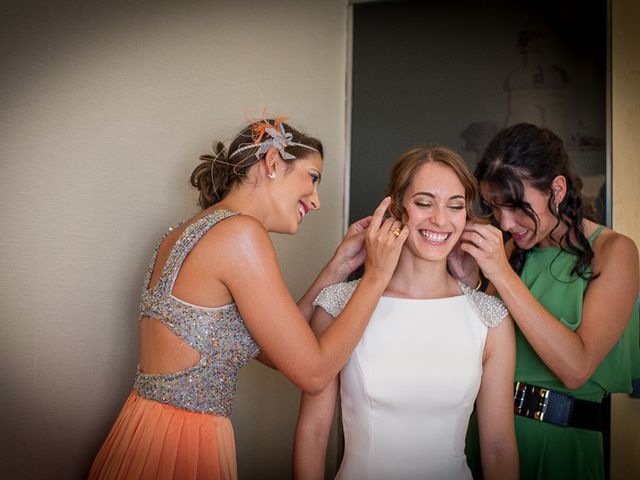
[411,192,465,201]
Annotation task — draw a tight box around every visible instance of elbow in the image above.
[560,376,588,390]
[296,367,334,395]
[558,365,592,390]
[298,375,331,395]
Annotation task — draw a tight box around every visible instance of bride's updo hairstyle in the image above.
[385,145,487,224]
[190,118,323,209]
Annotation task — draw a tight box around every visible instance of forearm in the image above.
[292,428,328,480]
[481,442,519,480]
[491,269,590,387]
[293,387,336,480]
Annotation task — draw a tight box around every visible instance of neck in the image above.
[211,182,273,230]
[384,247,459,299]
[536,216,571,248]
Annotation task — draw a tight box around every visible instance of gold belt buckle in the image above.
[514,382,550,421]
[535,387,550,421]
[514,381,526,415]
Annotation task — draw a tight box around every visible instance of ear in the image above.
[550,175,567,206]
[262,151,282,179]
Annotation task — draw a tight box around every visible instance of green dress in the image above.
[467,226,640,480]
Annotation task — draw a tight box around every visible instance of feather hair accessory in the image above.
[229,116,318,161]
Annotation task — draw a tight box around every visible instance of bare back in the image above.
[138,209,258,379]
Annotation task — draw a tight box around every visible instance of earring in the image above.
[267,172,276,180]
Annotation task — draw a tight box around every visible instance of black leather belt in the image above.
[513,382,604,431]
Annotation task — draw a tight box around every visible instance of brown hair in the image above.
[384,145,486,223]
[190,119,323,209]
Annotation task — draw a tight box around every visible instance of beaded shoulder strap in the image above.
[142,222,184,290]
[313,280,360,318]
[459,281,508,328]
[155,210,239,297]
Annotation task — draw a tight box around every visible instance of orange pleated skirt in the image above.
[89,392,237,480]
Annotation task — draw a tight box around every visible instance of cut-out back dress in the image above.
[89,210,260,480]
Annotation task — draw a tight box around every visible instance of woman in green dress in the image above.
[454,123,640,479]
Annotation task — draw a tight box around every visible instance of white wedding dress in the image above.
[313,281,507,480]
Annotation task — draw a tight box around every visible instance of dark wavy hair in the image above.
[475,123,595,279]
[190,119,323,209]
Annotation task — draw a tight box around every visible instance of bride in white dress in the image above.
[293,146,518,480]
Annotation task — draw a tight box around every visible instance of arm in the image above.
[220,198,408,393]
[258,216,371,369]
[462,224,639,389]
[296,216,371,322]
[292,309,340,480]
[476,315,518,480]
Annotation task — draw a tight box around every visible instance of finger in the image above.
[463,223,486,235]
[379,216,398,235]
[472,231,485,248]
[349,230,367,246]
[464,222,501,242]
[460,230,485,245]
[388,219,403,234]
[395,224,410,242]
[369,197,391,233]
[349,216,372,233]
[459,240,482,258]
[388,222,404,239]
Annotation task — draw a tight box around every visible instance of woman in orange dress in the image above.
[89,117,408,479]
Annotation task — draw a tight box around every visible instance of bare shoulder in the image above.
[209,213,267,237]
[200,213,272,253]
[591,227,639,272]
[189,214,277,285]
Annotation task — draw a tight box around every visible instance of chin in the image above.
[514,237,535,250]
[409,243,449,262]
[284,222,299,235]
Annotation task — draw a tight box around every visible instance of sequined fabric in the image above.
[134,210,260,416]
[313,279,508,327]
[457,281,508,327]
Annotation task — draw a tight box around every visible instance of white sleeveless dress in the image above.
[313,281,507,480]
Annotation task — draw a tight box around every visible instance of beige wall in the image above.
[611,0,640,478]
[0,1,347,478]
[2,1,638,479]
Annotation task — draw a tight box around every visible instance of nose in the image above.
[431,205,446,226]
[498,209,515,231]
[308,189,320,210]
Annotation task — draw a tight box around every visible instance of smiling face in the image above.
[269,152,323,234]
[401,162,467,261]
[480,179,559,249]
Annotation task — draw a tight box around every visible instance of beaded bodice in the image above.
[134,210,260,415]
